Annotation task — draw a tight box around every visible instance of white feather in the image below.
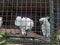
[21,17,34,30]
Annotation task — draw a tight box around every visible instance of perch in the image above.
[0,28,45,41]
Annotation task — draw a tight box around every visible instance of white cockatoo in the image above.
[15,16,34,35]
[39,16,50,40]
[0,17,3,27]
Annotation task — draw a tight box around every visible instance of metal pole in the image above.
[49,0,55,45]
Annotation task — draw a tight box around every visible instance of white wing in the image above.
[21,17,34,30]
[25,18,34,30]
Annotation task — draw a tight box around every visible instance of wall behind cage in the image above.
[0,0,50,35]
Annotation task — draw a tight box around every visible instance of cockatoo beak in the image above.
[40,21,43,25]
[39,19,43,25]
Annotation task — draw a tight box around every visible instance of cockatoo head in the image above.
[39,18,45,25]
[39,16,49,25]
[16,16,21,21]
[15,16,22,26]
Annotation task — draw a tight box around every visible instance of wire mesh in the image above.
[0,0,50,32]
[0,0,58,45]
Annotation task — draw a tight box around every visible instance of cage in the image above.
[0,0,59,45]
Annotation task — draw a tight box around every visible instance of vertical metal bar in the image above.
[2,0,4,28]
[57,0,59,29]
[35,0,37,34]
[49,0,55,44]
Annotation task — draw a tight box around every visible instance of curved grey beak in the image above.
[40,21,43,25]
[39,19,43,25]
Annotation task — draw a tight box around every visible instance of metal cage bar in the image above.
[49,0,55,44]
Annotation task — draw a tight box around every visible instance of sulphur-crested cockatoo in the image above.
[39,16,50,40]
[15,16,34,35]
[0,17,3,27]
